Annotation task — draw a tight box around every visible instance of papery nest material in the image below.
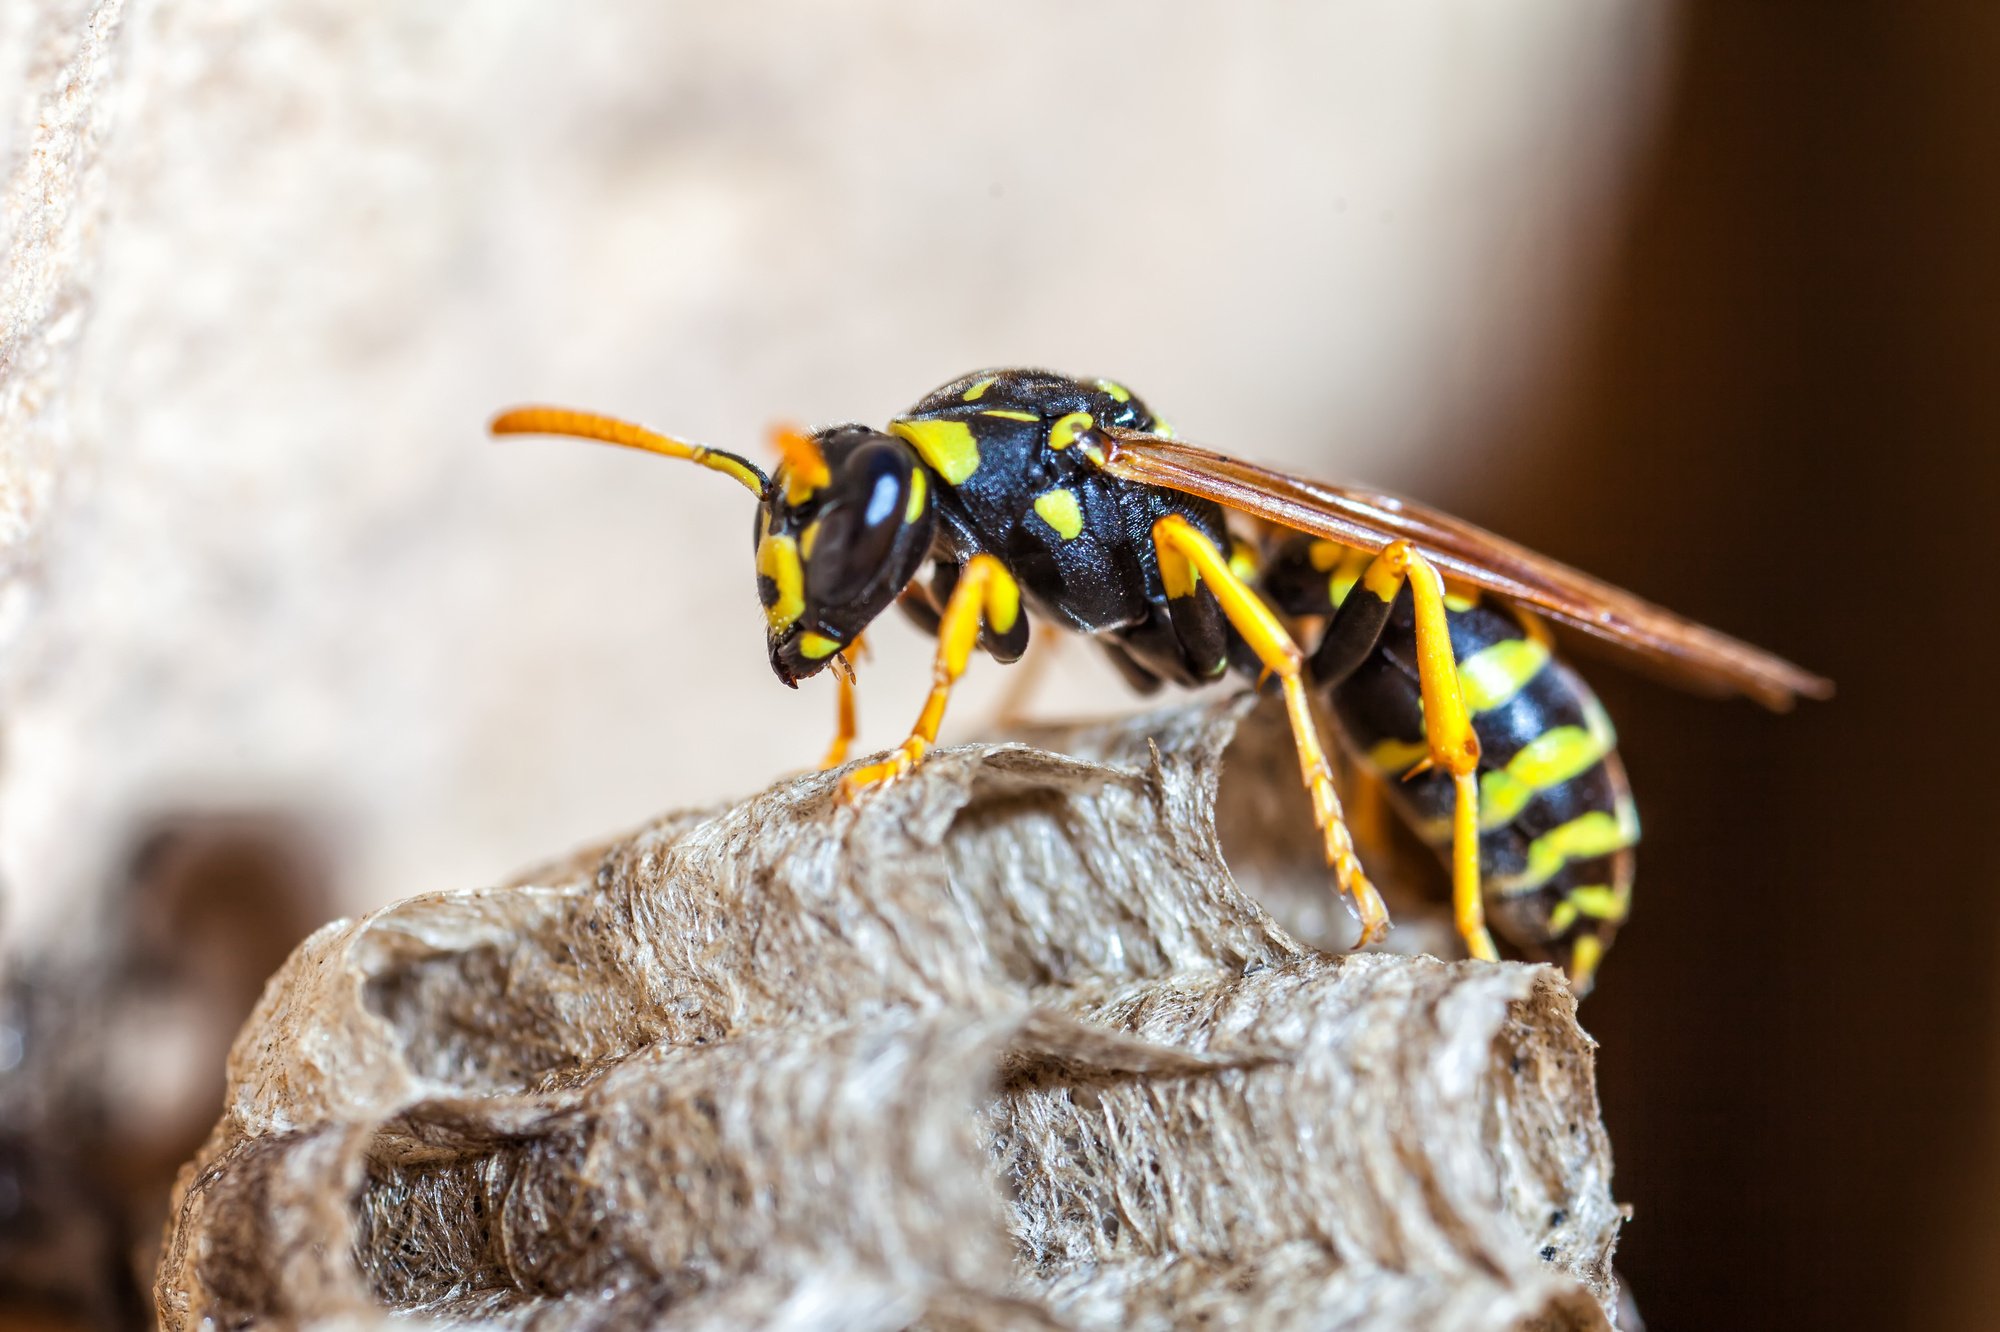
[158,695,1626,1330]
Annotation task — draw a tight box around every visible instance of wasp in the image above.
[492,369,1829,992]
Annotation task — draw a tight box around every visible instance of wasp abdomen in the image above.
[1264,540,1638,983]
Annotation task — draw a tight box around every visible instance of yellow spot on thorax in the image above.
[1048,411,1094,451]
[1032,488,1084,540]
[890,418,980,485]
[980,409,1039,422]
[757,533,804,631]
[905,468,928,523]
[1093,378,1131,403]
[962,376,997,401]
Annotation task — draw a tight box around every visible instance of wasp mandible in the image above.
[492,369,1830,992]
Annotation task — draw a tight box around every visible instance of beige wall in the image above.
[0,1,1669,943]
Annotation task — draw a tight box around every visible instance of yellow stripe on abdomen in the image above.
[1477,724,1613,830]
[1498,799,1641,898]
[1547,884,1631,935]
[1458,637,1550,713]
[1365,736,1431,776]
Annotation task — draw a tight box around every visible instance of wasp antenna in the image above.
[769,424,831,503]
[489,405,769,499]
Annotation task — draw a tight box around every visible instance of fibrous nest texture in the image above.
[157,697,1624,1331]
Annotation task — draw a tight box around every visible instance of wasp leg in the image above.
[1159,564,1233,681]
[895,582,942,637]
[1343,751,1394,857]
[818,641,863,771]
[931,560,1029,663]
[987,627,1062,730]
[1319,541,1496,964]
[1151,515,1389,948]
[843,554,1021,798]
[1100,640,1165,695]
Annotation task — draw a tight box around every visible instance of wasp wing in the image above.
[1099,428,1832,711]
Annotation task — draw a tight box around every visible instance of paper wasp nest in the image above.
[156,697,1625,1330]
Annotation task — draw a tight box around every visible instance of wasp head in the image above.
[755,425,937,685]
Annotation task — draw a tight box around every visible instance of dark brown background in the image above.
[1457,7,1997,1326]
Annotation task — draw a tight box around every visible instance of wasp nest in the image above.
[156,696,1625,1330]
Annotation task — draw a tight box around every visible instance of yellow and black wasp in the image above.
[492,369,1830,992]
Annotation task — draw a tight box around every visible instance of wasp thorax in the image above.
[756,425,937,686]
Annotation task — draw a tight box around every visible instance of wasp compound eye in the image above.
[804,441,913,607]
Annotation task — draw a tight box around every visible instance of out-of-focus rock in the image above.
[0,813,332,1327]
[158,699,1625,1330]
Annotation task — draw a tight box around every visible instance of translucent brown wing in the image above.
[1099,427,1832,711]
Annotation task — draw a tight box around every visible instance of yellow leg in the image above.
[1450,770,1493,961]
[1345,756,1392,856]
[818,645,861,770]
[1153,515,1389,948]
[1366,541,1498,963]
[843,555,1020,797]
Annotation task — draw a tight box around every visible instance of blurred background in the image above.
[0,2,1988,1328]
